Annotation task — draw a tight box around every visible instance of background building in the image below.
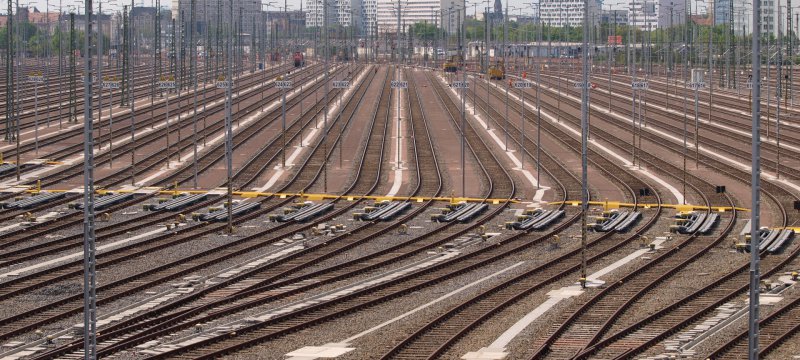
[601,9,629,25]
[305,0,464,35]
[172,0,260,34]
[539,0,600,27]
[657,0,685,27]
[628,0,658,30]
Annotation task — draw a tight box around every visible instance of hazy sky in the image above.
[11,0,712,16]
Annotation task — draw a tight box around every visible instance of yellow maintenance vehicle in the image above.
[443,54,462,73]
[487,61,505,80]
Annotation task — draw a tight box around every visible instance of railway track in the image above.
[525,70,797,228]
[705,288,800,359]
[0,64,329,229]
[0,64,356,298]
[0,64,385,355]
[514,68,800,360]
[0,65,345,266]
[109,65,515,359]
[0,64,290,166]
[376,67,669,360]
[0,64,223,141]
[28,64,431,359]
[574,74,800,176]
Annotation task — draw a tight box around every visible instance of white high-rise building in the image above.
[305,0,338,27]
[372,0,464,34]
[307,0,464,35]
[628,0,658,30]
[363,0,378,35]
[539,0,599,27]
[306,0,362,28]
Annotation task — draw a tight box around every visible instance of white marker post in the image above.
[102,77,121,163]
[514,79,533,175]
[333,79,351,168]
[276,79,293,167]
[630,80,648,166]
[158,76,177,168]
[689,81,705,169]
[27,72,45,155]
[391,79,408,169]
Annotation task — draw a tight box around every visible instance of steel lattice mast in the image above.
[5,0,12,141]
[748,0,762,355]
[81,0,98,357]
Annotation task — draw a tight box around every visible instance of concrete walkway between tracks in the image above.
[0,227,169,281]
[138,66,344,187]
[625,74,800,126]
[282,261,526,360]
[597,74,800,138]
[385,68,408,198]
[0,68,263,155]
[461,237,668,360]
[252,65,369,194]
[481,76,685,205]
[0,66,326,191]
[528,74,800,197]
[441,73,550,207]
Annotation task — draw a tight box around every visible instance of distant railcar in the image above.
[293,52,305,67]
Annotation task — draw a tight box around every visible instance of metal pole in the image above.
[282,84,287,167]
[397,68,402,168]
[580,0,589,286]
[536,20,541,190]
[323,0,329,194]
[461,12,466,198]
[33,80,39,155]
[190,0,199,188]
[5,0,11,142]
[82,0,98,356]
[226,4,234,234]
[165,80,171,168]
[129,6,136,186]
[631,9,637,166]
[748,0,762,354]
[503,5,508,150]
[777,16,783,179]
[98,2,104,155]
